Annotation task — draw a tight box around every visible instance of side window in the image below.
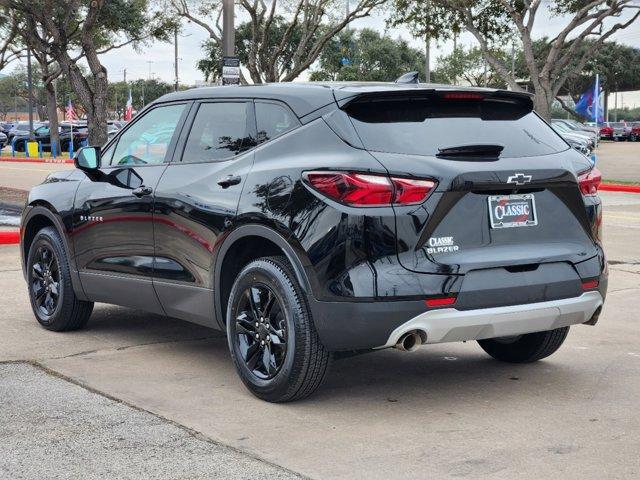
[181,102,255,163]
[255,102,299,143]
[111,104,186,166]
[100,141,116,166]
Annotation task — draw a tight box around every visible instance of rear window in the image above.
[344,96,569,158]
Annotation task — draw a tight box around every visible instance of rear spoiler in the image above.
[334,87,534,112]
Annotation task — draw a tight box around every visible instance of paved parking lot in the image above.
[1,191,639,479]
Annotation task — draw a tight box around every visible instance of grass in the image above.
[603,179,640,186]
[0,148,70,159]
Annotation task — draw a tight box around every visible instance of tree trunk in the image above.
[533,92,552,121]
[44,80,60,155]
[86,72,109,146]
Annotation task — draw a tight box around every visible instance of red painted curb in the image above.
[0,156,73,164]
[600,183,640,194]
[0,230,20,245]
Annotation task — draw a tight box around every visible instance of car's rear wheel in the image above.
[27,226,93,331]
[477,327,569,363]
[226,256,331,402]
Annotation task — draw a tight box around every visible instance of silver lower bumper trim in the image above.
[382,292,604,348]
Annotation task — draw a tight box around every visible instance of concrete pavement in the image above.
[0,363,301,480]
[595,141,640,184]
[1,191,639,479]
[0,161,72,191]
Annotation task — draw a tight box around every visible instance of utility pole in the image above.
[509,42,516,91]
[483,59,488,87]
[424,0,430,83]
[346,0,350,28]
[123,68,127,84]
[425,38,431,83]
[222,0,235,57]
[27,48,34,140]
[174,26,179,91]
[146,61,154,80]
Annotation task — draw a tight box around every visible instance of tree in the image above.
[0,11,23,70]
[2,0,175,145]
[173,0,387,83]
[308,28,426,81]
[433,46,509,88]
[390,0,640,120]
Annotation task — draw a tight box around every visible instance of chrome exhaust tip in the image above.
[395,331,425,352]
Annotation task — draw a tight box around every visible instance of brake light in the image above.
[304,171,435,206]
[582,279,599,290]
[425,296,457,308]
[441,92,485,100]
[578,167,601,196]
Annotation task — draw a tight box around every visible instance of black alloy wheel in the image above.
[30,245,60,317]
[27,226,94,331]
[234,284,288,380]
[226,256,331,402]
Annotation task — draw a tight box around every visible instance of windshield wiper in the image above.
[436,144,504,159]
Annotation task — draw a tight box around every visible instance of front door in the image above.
[72,102,190,312]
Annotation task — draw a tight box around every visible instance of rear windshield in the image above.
[344,96,569,158]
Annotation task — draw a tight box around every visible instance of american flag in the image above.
[66,98,77,121]
[124,88,133,121]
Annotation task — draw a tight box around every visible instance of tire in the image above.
[477,327,569,364]
[226,256,331,402]
[26,226,93,331]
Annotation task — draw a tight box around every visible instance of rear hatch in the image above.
[337,89,599,304]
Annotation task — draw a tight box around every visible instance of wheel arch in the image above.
[21,204,88,301]
[214,224,313,329]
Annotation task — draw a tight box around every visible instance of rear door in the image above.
[341,91,598,277]
[152,100,257,326]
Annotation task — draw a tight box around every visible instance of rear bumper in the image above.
[380,291,603,348]
[309,291,604,351]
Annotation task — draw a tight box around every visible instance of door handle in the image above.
[217,175,242,188]
[132,186,153,197]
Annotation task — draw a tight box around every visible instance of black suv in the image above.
[20,83,607,402]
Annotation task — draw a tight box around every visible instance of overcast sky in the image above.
[3,3,640,106]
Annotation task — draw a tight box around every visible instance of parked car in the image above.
[20,83,607,402]
[600,121,629,141]
[12,124,88,152]
[552,119,599,145]
[0,121,16,134]
[599,124,614,140]
[629,122,640,142]
[551,122,594,153]
[0,131,7,149]
[7,121,45,145]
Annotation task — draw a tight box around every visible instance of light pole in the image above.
[27,48,34,140]
[222,0,235,57]
[174,26,179,91]
[424,0,430,83]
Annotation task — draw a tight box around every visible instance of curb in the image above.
[0,230,20,245]
[0,156,73,164]
[600,183,640,194]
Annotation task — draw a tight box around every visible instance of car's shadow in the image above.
[85,304,583,407]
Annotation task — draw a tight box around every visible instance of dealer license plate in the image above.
[488,194,537,229]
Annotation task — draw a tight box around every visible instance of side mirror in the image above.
[74,146,100,171]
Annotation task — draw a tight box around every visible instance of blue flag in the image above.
[575,77,604,123]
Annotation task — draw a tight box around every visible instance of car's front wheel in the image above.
[27,226,94,331]
[226,256,331,402]
[478,327,569,363]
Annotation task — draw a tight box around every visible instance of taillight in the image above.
[578,167,601,196]
[303,171,435,207]
[425,296,457,308]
